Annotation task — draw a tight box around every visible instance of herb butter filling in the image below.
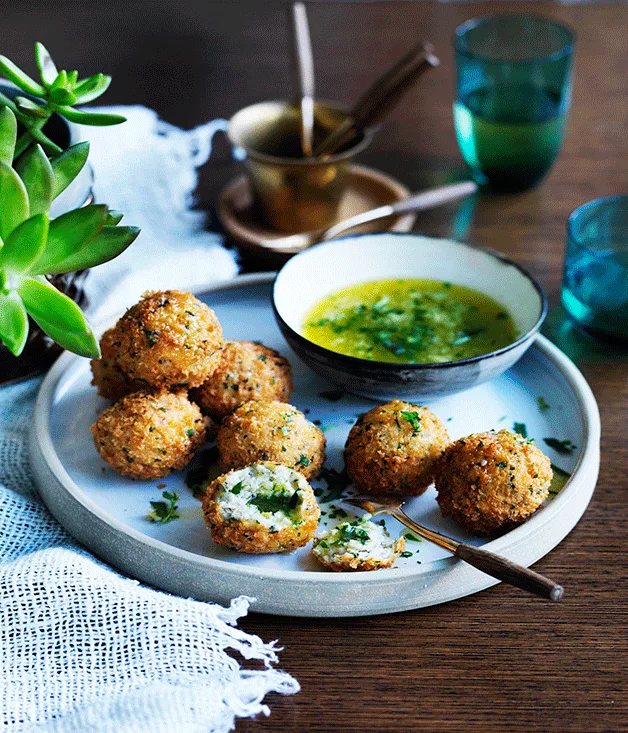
[216,463,308,530]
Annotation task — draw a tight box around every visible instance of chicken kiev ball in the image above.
[114,290,224,389]
[217,400,325,479]
[435,429,553,535]
[190,340,293,421]
[202,461,320,553]
[312,516,405,572]
[345,400,450,496]
[90,327,145,401]
[91,390,209,479]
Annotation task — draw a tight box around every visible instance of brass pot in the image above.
[228,100,373,233]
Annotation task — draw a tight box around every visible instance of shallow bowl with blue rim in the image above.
[272,233,547,401]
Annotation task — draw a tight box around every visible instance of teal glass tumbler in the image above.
[562,196,628,343]
[453,15,575,192]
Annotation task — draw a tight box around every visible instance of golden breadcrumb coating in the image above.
[91,389,209,479]
[345,400,450,496]
[90,327,146,401]
[217,400,325,479]
[435,429,553,535]
[190,340,292,421]
[113,290,223,389]
[202,462,320,553]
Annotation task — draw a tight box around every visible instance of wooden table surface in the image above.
[4,1,627,730]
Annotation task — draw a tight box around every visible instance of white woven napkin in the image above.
[75,106,238,319]
[0,109,299,731]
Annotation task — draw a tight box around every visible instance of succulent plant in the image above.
[0,106,139,359]
[0,42,125,160]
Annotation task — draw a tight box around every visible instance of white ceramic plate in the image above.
[31,274,601,617]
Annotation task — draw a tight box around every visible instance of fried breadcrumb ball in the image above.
[312,516,405,571]
[113,290,224,389]
[345,400,450,496]
[91,390,209,479]
[202,462,320,553]
[217,400,325,479]
[190,340,293,421]
[435,429,553,535]
[90,327,146,401]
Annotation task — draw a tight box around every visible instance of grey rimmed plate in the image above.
[30,274,600,617]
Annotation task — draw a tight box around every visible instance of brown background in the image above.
[3,1,627,730]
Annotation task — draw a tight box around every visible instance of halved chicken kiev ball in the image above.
[312,516,405,571]
[202,461,320,553]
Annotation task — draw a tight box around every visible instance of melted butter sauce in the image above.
[302,278,517,364]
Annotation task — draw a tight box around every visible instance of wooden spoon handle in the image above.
[455,543,564,601]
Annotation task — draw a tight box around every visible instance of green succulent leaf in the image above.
[105,210,124,225]
[40,224,139,275]
[73,74,112,104]
[29,204,108,274]
[15,97,49,120]
[56,106,126,126]
[14,144,54,215]
[0,291,28,356]
[0,213,48,273]
[50,141,89,199]
[17,277,100,358]
[0,55,46,97]
[50,69,69,92]
[28,127,63,156]
[49,87,77,106]
[34,43,58,87]
[0,162,29,239]
[0,107,17,164]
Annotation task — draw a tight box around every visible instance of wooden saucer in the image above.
[218,164,416,262]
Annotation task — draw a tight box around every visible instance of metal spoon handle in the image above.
[321,181,478,241]
[289,1,315,157]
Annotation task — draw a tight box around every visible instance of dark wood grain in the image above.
[3,2,627,730]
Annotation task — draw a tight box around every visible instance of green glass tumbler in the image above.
[562,196,628,344]
[453,15,575,192]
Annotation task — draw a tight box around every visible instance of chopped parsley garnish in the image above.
[400,551,413,558]
[147,491,180,524]
[186,428,195,437]
[404,532,422,542]
[513,422,528,438]
[400,410,421,434]
[257,354,268,362]
[544,438,576,455]
[297,454,311,467]
[230,481,244,495]
[538,396,550,412]
[496,461,508,469]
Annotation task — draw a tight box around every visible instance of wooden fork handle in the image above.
[455,544,564,602]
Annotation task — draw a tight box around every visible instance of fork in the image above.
[345,498,564,602]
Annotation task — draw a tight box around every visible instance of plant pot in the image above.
[0,81,94,386]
